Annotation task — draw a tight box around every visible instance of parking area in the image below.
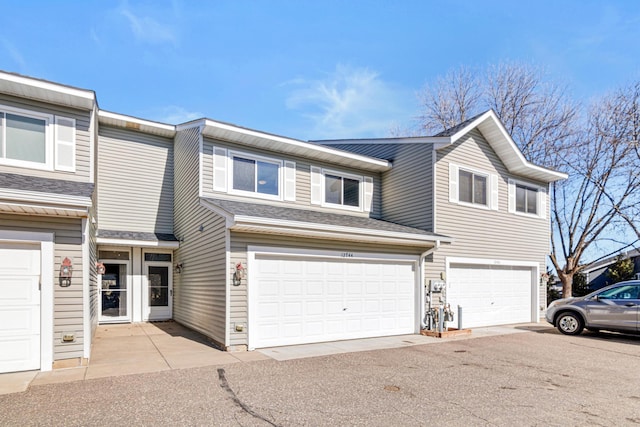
[1,324,639,425]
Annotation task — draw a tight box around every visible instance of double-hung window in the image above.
[0,105,75,171]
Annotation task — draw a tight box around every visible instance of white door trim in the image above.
[445,256,540,324]
[98,259,131,323]
[0,230,54,372]
[247,246,420,350]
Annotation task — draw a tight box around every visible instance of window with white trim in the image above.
[449,163,498,210]
[0,105,75,172]
[508,179,546,218]
[310,166,373,212]
[212,147,296,201]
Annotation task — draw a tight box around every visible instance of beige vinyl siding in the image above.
[0,94,92,182]
[88,203,99,343]
[173,128,227,346]
[228,231,424,347]
[97,126,174,233]
[426,129,549,304]
[0,213,85,361]
[201,138,382,218]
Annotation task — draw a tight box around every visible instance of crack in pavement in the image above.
[217,368,279,427]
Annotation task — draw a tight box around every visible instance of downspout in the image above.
[420,240,440,329]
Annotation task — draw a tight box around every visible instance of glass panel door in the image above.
[99,263,129,322]
[146,264,172,320]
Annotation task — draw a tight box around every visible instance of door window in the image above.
[148,266,169,307]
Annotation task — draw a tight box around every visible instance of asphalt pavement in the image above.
[1,326,639,426]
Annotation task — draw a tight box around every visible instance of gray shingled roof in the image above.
[433,110,488,137]
[205,198,448,239]
[97,229,178,242]
[0,172,94,197]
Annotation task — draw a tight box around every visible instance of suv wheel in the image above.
[556,312,584,335]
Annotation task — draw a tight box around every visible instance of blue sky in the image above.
[1,1,640,141]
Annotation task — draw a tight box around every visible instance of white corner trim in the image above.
[81,218,91,359]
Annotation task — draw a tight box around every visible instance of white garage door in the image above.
[250,255,416,348]
[0,243,41,373]
[448,263,533,329]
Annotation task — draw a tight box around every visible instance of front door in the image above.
[144,263,172,321]
[99,262,130,323]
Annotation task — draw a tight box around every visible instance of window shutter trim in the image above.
[538,187,547,219]
[54,116,75,172]
[284,161,296,201]
[449,163,458,203]
[363,176,373,212]
[508,179,516,213]
[213,147,228,192]
[310,166,322,205]
[490,174,499,211]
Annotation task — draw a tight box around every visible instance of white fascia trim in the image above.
[0,71,95,102]
[440,110,568,182]
[0,188,92,208]
[316,137,447,145]
[202,119,391,170]
[0,202,89,217]
[199,199,235,227]
[95,237,180,248]
[97,110,176,136]
[233,216,452,245]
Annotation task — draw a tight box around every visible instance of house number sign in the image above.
[341,252,354,258]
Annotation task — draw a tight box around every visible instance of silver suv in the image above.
[545,280,640,335]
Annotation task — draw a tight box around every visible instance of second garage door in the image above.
[447,263,534,329]
[249,254,417,349]
[0,243,41,373]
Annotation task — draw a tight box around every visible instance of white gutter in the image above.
[419,240,441,329]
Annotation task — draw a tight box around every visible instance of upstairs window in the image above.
[458,169,487,206]
[508,179,546,218]
[515,184,538,214]
[232,156,279,196]
[212,147,296,202]
[325,173,360,207]
[310,166,373,212]
[0,105,75,172]
[449,163,498,210]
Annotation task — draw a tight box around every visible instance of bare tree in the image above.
[417,63,640,297]
[418,66,482,135]
[418,62,578,167]
[549,91,640,295]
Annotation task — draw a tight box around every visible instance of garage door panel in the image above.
[251,255,416,348]
[448,263,533,329]
[0,245,41,373]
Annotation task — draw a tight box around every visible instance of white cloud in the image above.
[284,64,413,139]
[149,105,203,124]
[118,5,178,46]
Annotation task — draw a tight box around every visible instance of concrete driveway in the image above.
[0,321,533,395]
[1,325,639,426]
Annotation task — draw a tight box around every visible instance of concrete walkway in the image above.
[0,321,550,395]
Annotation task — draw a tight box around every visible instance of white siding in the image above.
[97,126,174,233]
